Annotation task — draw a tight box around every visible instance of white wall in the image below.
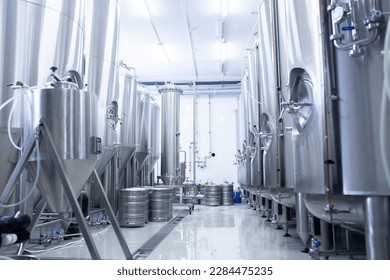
[179,94,239,187]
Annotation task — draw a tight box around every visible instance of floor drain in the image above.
[132,210,188,260]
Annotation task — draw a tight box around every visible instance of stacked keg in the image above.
[221,183,234,206]
[144,187,150,223]
[186,185,199,196]
[118,188,147,227]
[149,187,173,222]
[199,184,207,205]
[186,184,199,204]
[205,185,222,206]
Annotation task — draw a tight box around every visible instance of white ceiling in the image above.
[119,0,259,86]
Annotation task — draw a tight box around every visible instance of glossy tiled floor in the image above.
[18,203,310,260]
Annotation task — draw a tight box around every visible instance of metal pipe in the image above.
[364,196,390,259]
[208,95,212,155]
[323,0,335,210]
[192,83,197,184]
[333,26,379,50]
[329,0,380,52]
[271,0,282,190]
[349,0,359,40]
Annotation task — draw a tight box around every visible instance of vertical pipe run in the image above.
[208,95,212,155]
[193,84,197,184]
[271,0,281,189]
[364,196,390,259]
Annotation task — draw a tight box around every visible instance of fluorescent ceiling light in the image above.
[138,0,151,19]
[217,20,225,42]
[221,0,228,17]
[220,42,227,62]
[158,43,170,62]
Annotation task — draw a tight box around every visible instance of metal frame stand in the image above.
[0,119,133,260]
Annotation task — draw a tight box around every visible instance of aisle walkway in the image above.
[22,203,310,260]
[146,204,310,260]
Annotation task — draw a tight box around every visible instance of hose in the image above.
[0,86,40,208]
[26,225,112,255]
[0,91,24,112]
[0,138,41,208]
[380,16,390,188]
[7,92,23,150]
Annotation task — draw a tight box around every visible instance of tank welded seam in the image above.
[132,210,188,259]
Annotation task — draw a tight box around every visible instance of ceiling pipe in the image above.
[180,0,198,78]
[147,88,241,96]
[181,88,240,96]
[139,80,241,86]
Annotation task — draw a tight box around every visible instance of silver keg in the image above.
[199,184,207,205]
[145,187,150,223]
[185,184,199,204]
[149,187,173,222]
[186,185,199,196]
[205,185,222,206]
[118,188,147,227]
[221,183,234,206]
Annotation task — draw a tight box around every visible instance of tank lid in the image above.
[158,83,183,94]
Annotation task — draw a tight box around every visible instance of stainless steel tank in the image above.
[0,0,84,103]
[118,66,138,148]
[328,0,390,259]
[247,47,262,189]
[277,0,327,195]
[257,2,279,192]
[84,0,120,146]
[236,77,251,187]
[159,84,182,185]
[275,0,295,192]
[275,0,331,249]
[149,100,161,176]
[0,0,84,199]
[331,0,390,196]
[117,65,138,188]
[136,88,152,182]
[22,82,98,213]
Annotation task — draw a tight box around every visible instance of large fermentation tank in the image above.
[118,66,138,148]
[257,2,278,192]
[136,88,152,183]
[0,0,84,103]
[0,0,84,199]
[22,82,98,213]
[84,0,120,146]
[277,0,327,195]
[117,66,139,188]
[332,0,390,197]
[328,0,390,259]
[246,48,262,189]
[159,84,182,185]
[149,100,161,176]
[274,0,295,192]
[275,0,330,248]
[236,76,251,187]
